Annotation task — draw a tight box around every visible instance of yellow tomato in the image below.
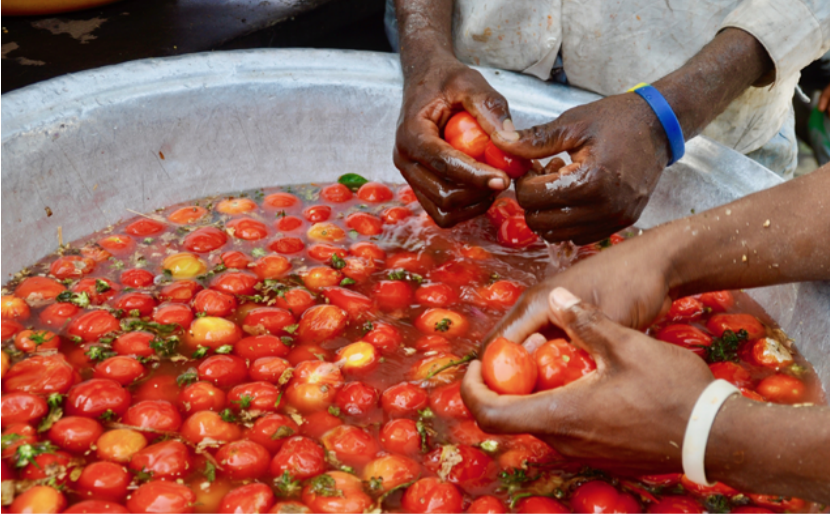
[162,252,208,279]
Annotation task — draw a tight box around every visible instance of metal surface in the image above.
[2,49,828,389]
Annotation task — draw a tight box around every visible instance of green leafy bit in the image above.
[703,494,732,514]
[122,319,179,336]
[480,439,499,453]
[143,238,155,245]
[338,173,369,192]
[434,318,452,333]
[220,409,237,423]
[340,278,356,286]
[28,331,56,346]
[56,290,90,308]
[192,347,209,359]
[416,420,430,453]
[330,254,346,270]
[177,368,199,387]
[509,492,535,510]
[275,210,287,219]
[215,345,234,355]
[280,336,294,346]
[99,409,117,422]
[129,309,141,318]
[328,406,341,417]
[95,279,112,293]
[271,425,295,440]
[705,330,748,363]
[163,268,174,277]
[500,468,531,487]
[109,258,125,270]
[308,473,343,497]
[361,321,374,334]
[134,468,154,481]
[418,407,434,419]
[150,336,180,357]
[1,434,24,453]
[85,345,117,362]
[202,460,216,482]
[348,230,359,241]
[387,269,406,281]
[13,441,57,468]
[284,324,299,335]
[423,352,476,381]
[233,395,253,409]
[251,248,267,258]
[274,471,302,497]
[369,476,384,492]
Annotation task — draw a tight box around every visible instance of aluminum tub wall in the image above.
[2,49,827,389]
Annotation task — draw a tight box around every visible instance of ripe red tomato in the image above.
[381,206,413,224]
[534,338,596,391]
[696,290,734,312]
[285,360,344,413]
[153,302,194,328]
[14,276,66,303]
[335,381,379,416]
[468,496,507,514]
[180,410,241,445]
[76,461,131,502]
[67,310,121,343]
[477,280,524,309]
[244,413,300,453]
[168,205,208,223]
[346,211,384,235]
[226,217,269,240]
[183,227,228,253]
[64,500,130,513]
[321,424,381,466]
[380,418,422,456]
[18,451,71,483]
[303,266,343,291]
[49,255,96,280]
[132,375,180,404]
[276,215,304,232]
[14,329,60,353]
[273,288,316,316]
[1,392,48,427]
[251,254,292,280]
[424,444,494,491]
[269,435,326,479]
[233,334,290,360]
[249,356,291,383]
[125,218,165,236]
[93,356,147,385]
[497,216,538,248]
[242,307,295,336]
[398,185,417,204]
[484,141,531,178]
[416,282,458,308]
[429,381,473,420]
[65,378,131,418]
[220,250,252,269]
[646,496,704,513]
[706,313,766,340]
[373,280,415,311]
[654,324,712,358]
[48,416,104,453]
[363,454,421,492]
[10,486,67,514]
[356,182,394,203]
[192,289,237,317]
[381,382,429,417]
[570,480,641,514]
[750,337,794,370]
[363,321,403,354]
[98,234,135,254]
[228,381,282,412]
[302,471,373,514]
[124,400,182,432]
[178,381,227,414]
[409,353,467,386]
[4,354,77,395]
[746,494,807,512]
[708,362,753,389]
[429,260,486,288]
[678,475,739,497]
[444,112,490,159]
[303,204,332,222]
[324,287,374,320]
[120,268,155,288]
[270,236,306,254]
[128,440,193,479]
[756,374,805,404]
[482,337,537,395]
[514,496,569,514]
[350,241,386,261]
[264,192,300,209]
[215,439,271,480]
[297,304,348,343]
[414,308,469,338]
[160,280,202,303]
[113,292,157,317]
[321,183,353,203]
[126,480,197,514]
[307,243,348,262]
[72,277,120,304]
[197,355,249,388]
[386,251,435,274]
[210,271,259,296]
[666,296,706,322]
[219,483,275,514]
[401,477,464,514]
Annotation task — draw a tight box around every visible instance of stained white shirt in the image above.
[451,0,830,155]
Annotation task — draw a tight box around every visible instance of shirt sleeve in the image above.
[720,0,830,87]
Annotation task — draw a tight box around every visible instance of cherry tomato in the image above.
[64,500,130,513]
[498,216,538,248]
[468,495,507,513]
[321,423,381,466]
[133,375,180,404]
[570,480,641,514]
[335,381,379,416]
[215,439,271,480]
[363,454,421,492]
[219,483,275,514]
[183,227,228,253]
[386,251,435,275]
[273,288,316,317]
[409,353,467,386]
[37,302,80,329]
[398,185,418,204]
[210,271,259,296]
[124,399,182,432]
[321,183,353,203]
[424,444,494,492]
[178,381,227,414]
[1,392,48,426]
[679,475,739,497]
[226,217,269,240]
[363,322,403,354]
[14,329,60,353]
[709,362,753,389]
[756,374,806,404]
[168,205,208,224]
[269,435,326,479]
[534,338,596,391]
[220,250,252,269]
[302,471,373,514]
[249,356,291,383]
[153,302,194,327]
[15,276,66,303]
[96,428,147,463]
[301,409,344,440]
[242,307,295,336]
[444,112,490,159]
[429,260,486,288]
[666,296,706,322]
[483,141,531,178]
[244,413,300,453]
[121,268,156,288]
[514,496,569,514]
[654,324,712,358]
[696,290,735,312]
[482,337,537,395]
[48,416,104,453]
[285,360,344,413]
[4,354,77,395]
[93,356,147,385]
[160,280,203,303]
[10,485,67,514]
[706,313,766,340]
[346,211,384,235]
[307,222,347,242]
[324,287,374,321]
[373,280,415,311]
[356,182,394,203]
[67,310,121,343]
[269,236,306,254]
[228,381,282,412]
[297,304,348,343]
[126,480,197,514]
[125,218,165,236]
[429,381,473,420]
[252,254,292,280]
[477,280,524,309]
[380,418,422,456]
[381,382,429,417]
[181,410,242,445]
[264,192,300,209]
[113,291,157,317]
[197,355,249,388]
[416,282,458,308]
[750,337,794,370]
[49,255,96,280]
[415,308,469,338]
[646,496,704,513]
[381,206,413,224]
[401,477,464,513]
[76,461,131,502]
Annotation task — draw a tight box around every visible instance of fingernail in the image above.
[496,129,520,142]
[488,177,507,189]
[550,287,580,311]
[502,119,516,132]
[522,333,547,353]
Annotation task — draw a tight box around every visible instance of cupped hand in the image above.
[394,55,513,227]
[492,93,672,244]
[461,288,714,474]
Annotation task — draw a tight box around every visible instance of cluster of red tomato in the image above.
[0,178,815,514]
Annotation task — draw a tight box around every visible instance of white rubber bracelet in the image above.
[682,379,740,486]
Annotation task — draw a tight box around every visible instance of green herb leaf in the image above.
[220,409,237,423]
[274,470,302,497]
[99,409,117,422]
[215,345,233,355]
[177,368,199,387]
[271,425,295,440]
[338,173,369,192]
[330,253,346,270]
[85,345,117,362]
[232,395,253,409]
[434,318,452,333]
[95,279,112,293]
[192,347,208,359]
[284,324,299,335]
[13,442,57,468]
[328,406,341,417]
[705,329,748,364]
[251,248,267,258]
[340,278,356,286]
[308,473,342,497]
[280,336,294,346]
[203,461,216,482]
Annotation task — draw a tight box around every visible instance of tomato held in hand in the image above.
[443,112,490,160]
[534,338,596,391]
[482,337,537,395]
[483,141,531,179]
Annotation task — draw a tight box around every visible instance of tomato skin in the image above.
[373,280,415,311]
[401,477,464,514]
[381,206,413,224]
[679,475,739,497]
[178,381,227,414]
[64,500,130,513]
[264,192,300,209]
[160,280,203,303]
[477,280,524,309]
[386,251,435,275]
[645,496,703,513]
[273,288,316,317]
[228,381,282,412]
[416,282,458,308]
[320,424,381,466]
[381,382,429,417]
[125,218,166,236]
[303,266,343,292]
[297,304,348,343]
[252,254,293,280]
[129,440,193,479]
[76,461,131,502]
[93,356,147,385]
[198,355,249,388]
[242,307,296,336]
[514,496,569,514]
[49,255,96,280]
[67,310,121,343]
[269,236,306,255]
[429,381,473,420]
[169,205,208,224]
[219,483,275,514]
[181,410,242,445]
[233,334,290,361]
[706,313,766,340]
[286,344,332,366]
[216,197,258,214]
[307,243,347,262]
[415,308,469,338]
[133,375,180,404]
[303,204,332,223]
[380,418,422,455]
[3,354,77,395]
[124,400,182,432]
[709,362,753,389]
[307,222,347,242]
[570,480,641,514]
[211,271,260,296]
[192,289,237,317]
[750,337,794,370]
[429,260,486,289]
[346,211,384,235]
[498,215,539,248]
[482,337,537,395]
[14,276,66,304]
[654,324,712,358]
[362,454,421,492]
[14,329,60,353]
[38,302,80,329]
[66,378,131,418]
[324,287,374,321]
[226,217,269,240]
[215,440,271,480]
[249,356,291,384]
[746,494,807,512]
[301,409,344,440]
[183,227,228,253]
[666,296,706,322]
[96,428,148,463]
[409,353,467,386]
[121,268,156,288]
[269,436,326,479]
[484,141,531,178]
[153,302,194,328]
[302,471,374,514]
[127,480,198,514]
[756,374,806,404]
[9,485,67,514]
[363,322,403,354]
[356,182,394,203]
[2,319,24,340]
[114,292,157,317]
[243,413,300,453]
[335,381,379,416]
[468,495,507,513]
[424,444,495,491]
[444,112,490,159]
[48,416,104,453]
[1,392,49,427]
[534,338,596,391]
[285,361,344,413]
[696,290,735,312]
[321,183,354,203]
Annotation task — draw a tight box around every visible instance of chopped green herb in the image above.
[434,318,452,332]
[339,278,356,286]
[192,347,208,359]
[143,237,155,244]
[95,279,112,293]
[233,395,253,409]
[177,368,199,387]
[284,324,299,335]
[274,470,302,497]
[13,441,57,468]
[203,461,216,482]
[308,473,342,497]
[330,253,346,270]
[85,345,117,362]
[251,248,267,258]
[215,345,233,354]
[328,406,341,417]
[280,336,294,346]
[705,329,748,363]
[220,409,237,423]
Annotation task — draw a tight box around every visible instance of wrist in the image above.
[704,394,751,484]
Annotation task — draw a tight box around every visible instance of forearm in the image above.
[654,28,773,143]
[395,0,456,82]
[649,166,830,297]
[707,395,830,502]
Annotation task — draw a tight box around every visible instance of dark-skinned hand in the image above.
[394,54,514,227]
[492,92,671,245]
[461,287,714,474]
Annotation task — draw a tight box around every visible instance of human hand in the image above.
[393,55,513,227]
[819,84,830,115]
[492,93,672,244]
[461,287,714,474]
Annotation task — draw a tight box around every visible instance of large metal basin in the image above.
[2,49,828,389]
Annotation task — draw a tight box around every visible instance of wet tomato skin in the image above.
[121,268,156,288]
[514,496,569,514]
[93,356,147,385]
[180,410,242,445]
[356,182,394,203]
[4,354,77,395]
[178,381,227,413]
[570,480,641,514]
[38,302,81,329]
[486,198,522,228]
[14,276,66,303]
[269,436,326,479]
[215,439,271,480]
[126,480,198,514]
[380,418,422,456]
[160,280,203,303]
[320,424,381,467]
[64,500,130,513]
[66,378,131,418]
[124,400,183,432]
[381,382,429,418]
[197,355,249,388]
[321,183,353,203]
[0,392,49,427]
[335,381,379,417]
[401,477,464,514]
[468,495,507,513]
[706,313,766,340]
[482,337,537,395]
[112,331,155,358]
[48,416,105,453]
[9,485,67,514]
[429,381,473,420]
[67,310,121,343]
[534,338,596,391]
[227,381,282,412]
[756,374,806,404]
[646,496,704,514]
[218,483,275,514]
[76,461,131,502]
[483,141,531,178]
[655,324,712,357]
[302,471,374,514]
[497,215,539,249]
[243,413,300,453]
[443,112,490,159]
[129,440,193,479]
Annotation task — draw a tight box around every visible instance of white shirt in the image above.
[451,0,830,155]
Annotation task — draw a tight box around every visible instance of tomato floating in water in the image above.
[570,480,641,514]
[482,337,537,395]
[498,215,539,249]
[756,374,806,404]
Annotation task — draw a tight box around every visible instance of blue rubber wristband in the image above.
[631,84,685,166]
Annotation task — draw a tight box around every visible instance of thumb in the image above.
[491,118,576,159]
[547,287,630,363]
[463,89,512,136]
